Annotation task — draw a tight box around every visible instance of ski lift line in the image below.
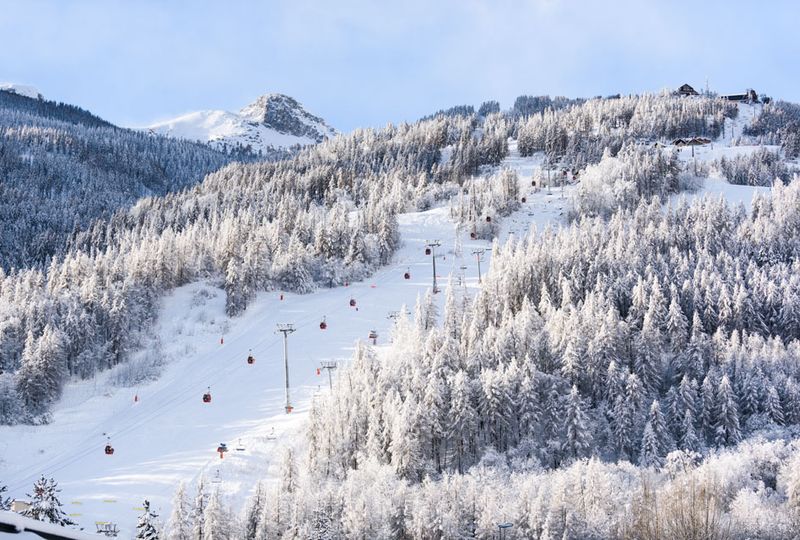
[9,238,460,494]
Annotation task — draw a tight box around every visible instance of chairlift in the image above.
[235,439,246,452]
[320,316,328,330]
[266,427,277,440]
[211,469,222,484]
[203,387,212,403]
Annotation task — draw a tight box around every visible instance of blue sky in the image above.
[2,0,798,131]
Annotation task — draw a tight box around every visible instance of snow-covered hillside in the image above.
[146,93,336,153]
[1,96,787,537]
[0,142,569,536]
[0,83,42,100]
[0,125,771,535]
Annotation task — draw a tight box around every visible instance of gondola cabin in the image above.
[247,354,255,365]
[425,247,431,255]
[104,445,114,455]
[320,318,328,330]
[203,392,212,403]
[486,216,492,223]
[404,271,410,280]
[349,298,356,307]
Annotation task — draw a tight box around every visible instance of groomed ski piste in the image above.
[0,103,776,536]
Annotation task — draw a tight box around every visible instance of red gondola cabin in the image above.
[105,445,114,455]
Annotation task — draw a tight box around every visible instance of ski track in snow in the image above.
[0,127,769,535]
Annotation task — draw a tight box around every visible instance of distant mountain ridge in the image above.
[147,93,336,154]
[0,82,43,100]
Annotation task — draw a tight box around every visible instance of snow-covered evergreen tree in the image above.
[21,476,74,526]
[135,499,160,540]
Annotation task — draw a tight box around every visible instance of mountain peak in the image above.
[146,92,335,153]
[239,93,335,143]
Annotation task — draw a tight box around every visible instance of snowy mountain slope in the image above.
[0,144,568,537]
[146,93,336,153]
[0,121,773,536]
[0,82,42,100]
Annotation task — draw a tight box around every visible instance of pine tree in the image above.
[562,385,592,462]
[243,482,265,540]
[0,483,9,511]
[22,476,74,526]
[639,421,662,468]
[644,400,674,458]
[136,499,160,540]
[766,385,785,425]
[203,489,231,540]
[715,375,742,446]
[678,409,701,452]
[191,477,207,539]
[166,481,192,540]
[700,374,716,442]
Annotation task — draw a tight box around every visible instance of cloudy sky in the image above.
[2,0,797,131]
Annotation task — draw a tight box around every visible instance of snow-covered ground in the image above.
[0,130,767,536]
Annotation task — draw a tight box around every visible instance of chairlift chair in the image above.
[211,469,222,484]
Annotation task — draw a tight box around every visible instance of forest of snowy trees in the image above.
[211,178,800,539]
[0,102,515,423]
[6,85,800,538]
[3,91,796,423]
[0,89,264,269]
[515,93,737,171]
